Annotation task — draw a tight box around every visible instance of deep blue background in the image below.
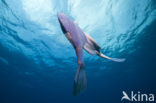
[0,0,156,103]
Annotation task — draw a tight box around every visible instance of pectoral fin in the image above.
[83,33,126,62]
[83,33,101,55]
[83,43,97,55]
[96,51,126,62]
[66,32,72,39]
[85,33,101,50]
[74,20,78,24]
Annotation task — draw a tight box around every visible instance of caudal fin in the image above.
[73,65,87,96]
[96,52,126,62]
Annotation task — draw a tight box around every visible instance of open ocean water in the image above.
[0,0,156,103]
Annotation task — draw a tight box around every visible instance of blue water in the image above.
[0,0,156,103]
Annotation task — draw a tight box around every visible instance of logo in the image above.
[121,91,155,102]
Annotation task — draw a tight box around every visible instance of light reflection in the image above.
[21,0,154,56]
[22,0,53,24]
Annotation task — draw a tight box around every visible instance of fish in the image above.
[57,13,125,95]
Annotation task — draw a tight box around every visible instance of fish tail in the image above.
[73,64,87,96]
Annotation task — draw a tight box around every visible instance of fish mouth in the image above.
[57,12,67,26]
[57,13,66,33]
[57,12,65,19]
[57,13,64,23]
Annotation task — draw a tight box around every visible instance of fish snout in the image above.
[57,13,65,19]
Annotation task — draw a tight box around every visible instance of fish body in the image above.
[57,13,125,95]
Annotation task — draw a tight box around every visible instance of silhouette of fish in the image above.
[57,13,125,95]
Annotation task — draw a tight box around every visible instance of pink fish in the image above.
[57,13,125,95]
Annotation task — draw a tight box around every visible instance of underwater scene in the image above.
[0,0,156,103]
